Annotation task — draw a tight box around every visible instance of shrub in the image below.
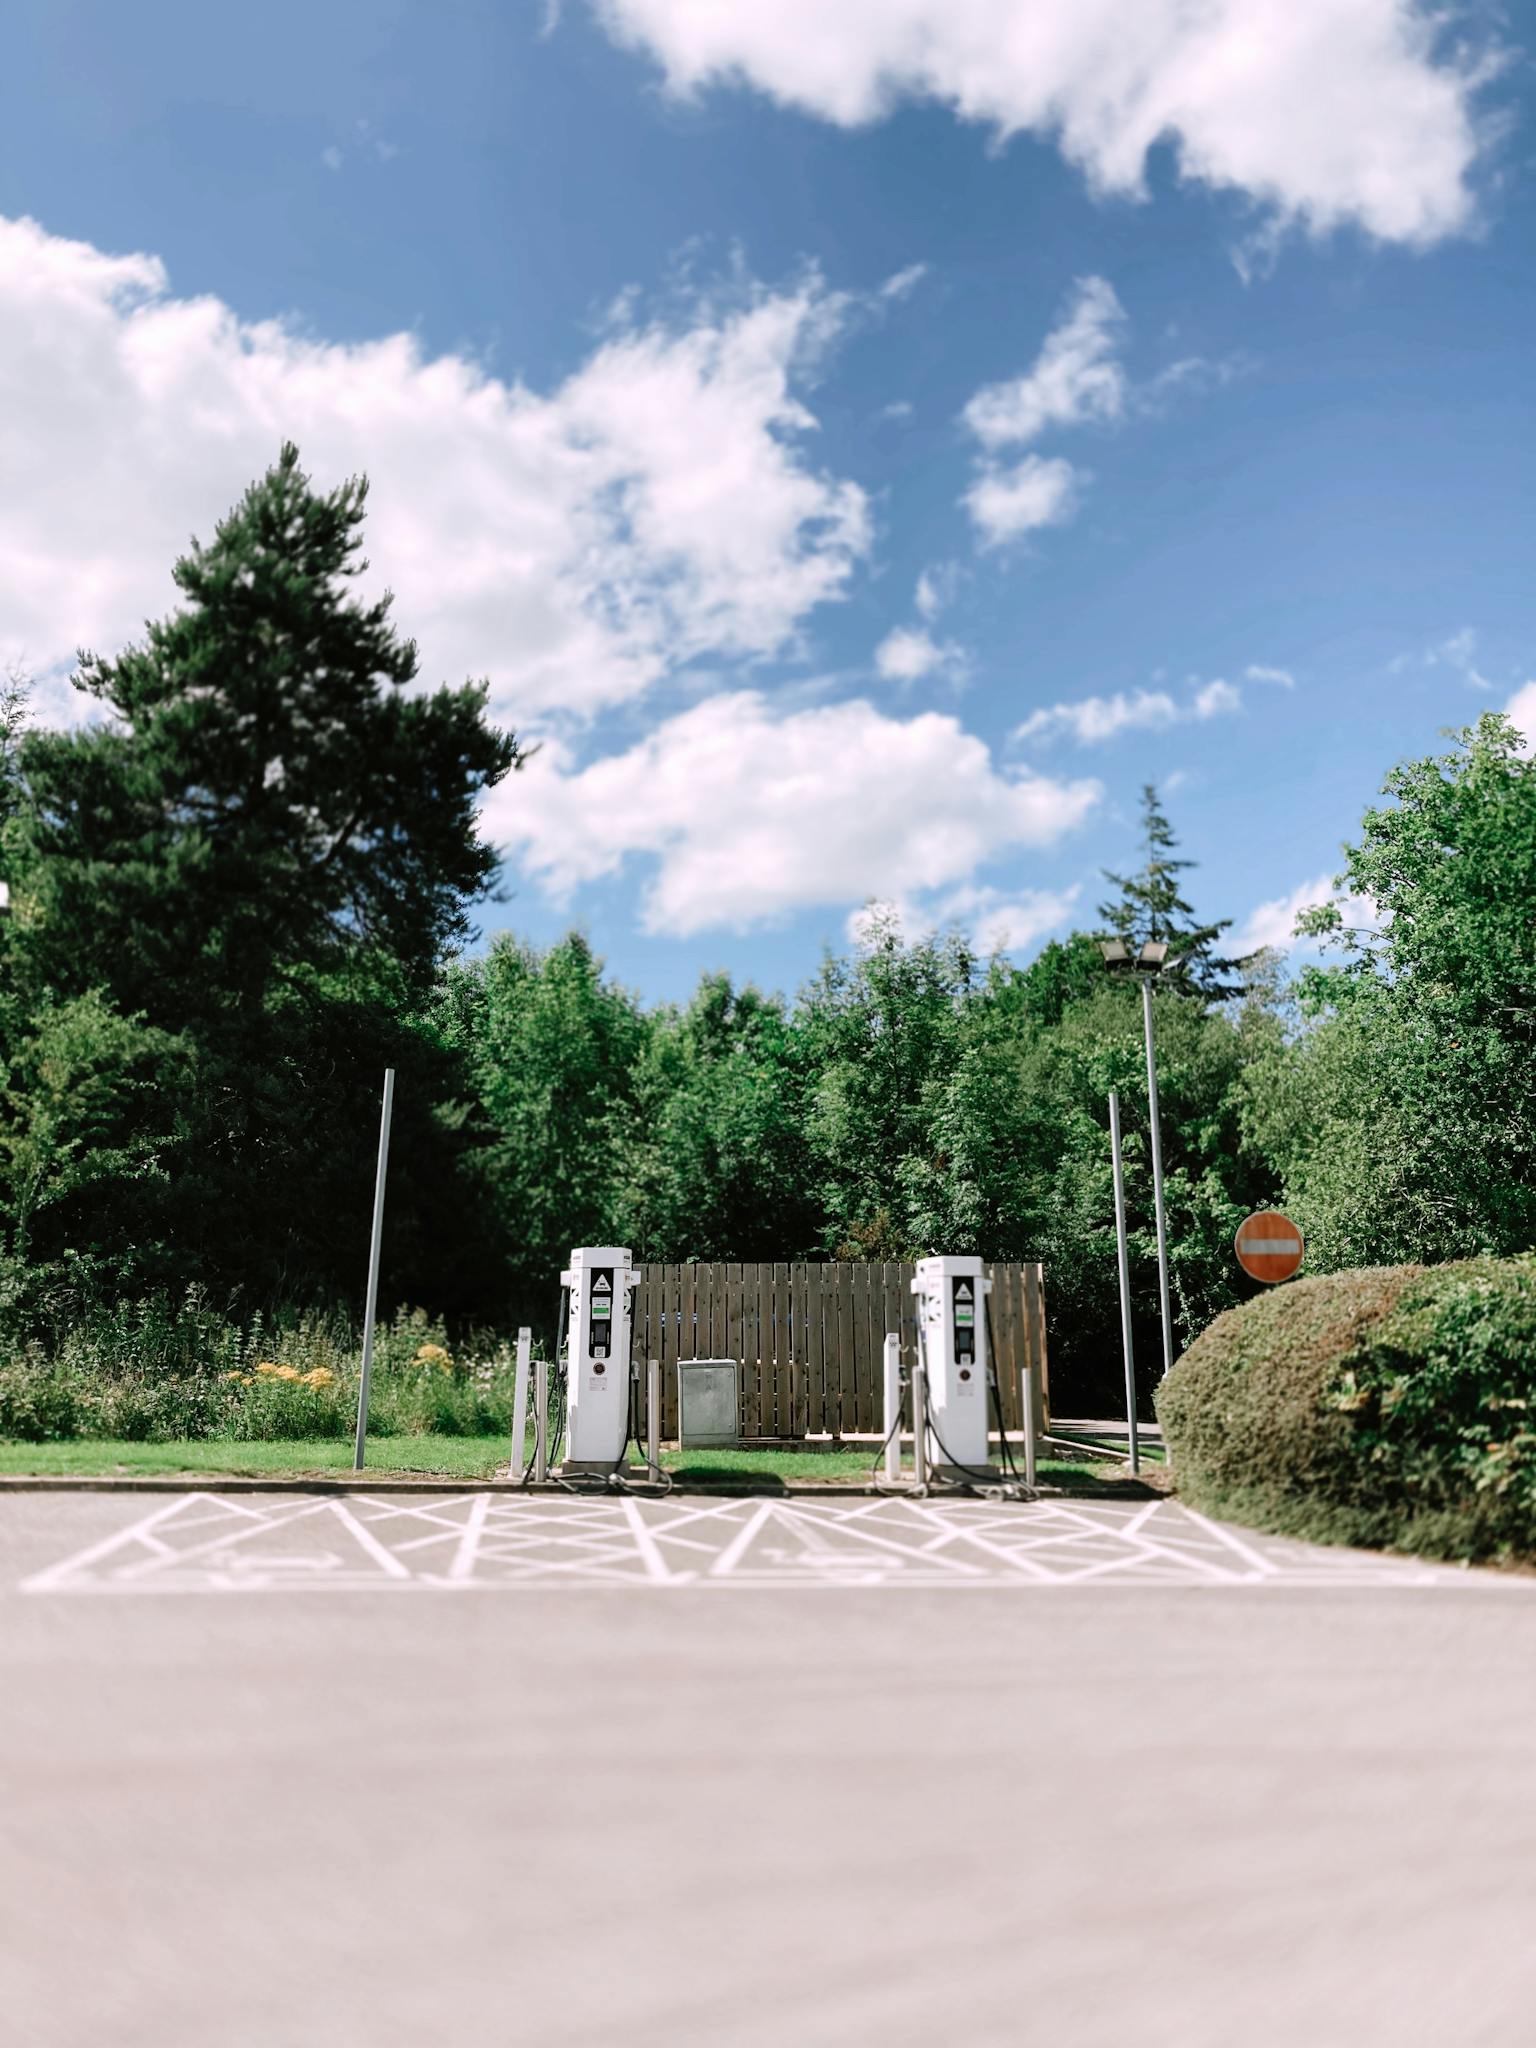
[1157,1256,1536,1560]
[0,1296,527,1443]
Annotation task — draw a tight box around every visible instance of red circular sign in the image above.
[1235,1210,1304,1283]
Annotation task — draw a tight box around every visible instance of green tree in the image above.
[3,446,520,1305]
[1248,714,1536,1268]
[619,973,820,1262]
[440,933,646,1323]
[1098,784,1243,997]
[797,912,975,1258]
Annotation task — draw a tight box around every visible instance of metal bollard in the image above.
[882,1332,902,1485]
[1021,1362,1038,1490]
[533,1352,549,1484]
[510,1327,531,1478]
[646,1357,660,1480]
[912,1361,928,1491]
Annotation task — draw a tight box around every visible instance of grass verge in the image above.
[0,1434,1138,1491]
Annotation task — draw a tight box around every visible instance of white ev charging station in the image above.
[559,1246,638,1474]
[911,1254,992,1479]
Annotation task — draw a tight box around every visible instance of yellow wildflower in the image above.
[302,1368,337,1389]
[414,1342,452,1372]
[255,1362,282,1377]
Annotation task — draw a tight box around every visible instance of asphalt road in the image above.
[2,1490,1534,2048]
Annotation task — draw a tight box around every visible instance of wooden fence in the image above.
[632,1261,1048,1444]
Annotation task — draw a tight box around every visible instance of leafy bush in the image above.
[0,1295,525,1443]
[1157,1256,1536,1560]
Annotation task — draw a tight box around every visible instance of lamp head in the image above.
[1138,940,1169,969]
[1099,938,1130,967]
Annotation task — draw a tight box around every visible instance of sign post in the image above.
[352,1068,396,1472]
[1108,1090,1140,1474]
[1235,1210,1305,1285]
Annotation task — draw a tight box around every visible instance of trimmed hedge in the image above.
[1157,1256,1536,1561]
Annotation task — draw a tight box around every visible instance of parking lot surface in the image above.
[3,1490,1533,2047]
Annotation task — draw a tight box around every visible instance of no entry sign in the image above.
[1235,1210,1304,1283]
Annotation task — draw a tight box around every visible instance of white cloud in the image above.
[879,262,929,301]
[958,277,1244,547]
[1236,872,1377,953]
[1425,625,1494,690]
[873,626,962,684]
[1245,663,1295,688]
[1016,689,1177,747]
[1237,873,1335,952]
[493,690,1100,935]
[591,0,1488,246]
[1505,680,1536,755]
[1014,679,1241,747]
[1192,677,1241,718]
[848,883,1080,958]
[962,278,1126,450]
[0,213,872,727]
[964,454,1080,549]
[960,279,1122,547]
[914,567,950,620]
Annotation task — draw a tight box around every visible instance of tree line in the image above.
[3,449,1532,1412]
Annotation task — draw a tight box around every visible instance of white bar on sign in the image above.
[1242,1238,1302,1254]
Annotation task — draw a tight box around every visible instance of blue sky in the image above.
[3,0,1533,1001]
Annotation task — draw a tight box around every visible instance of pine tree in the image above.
[16,444,520,1019]
[4,445,523,1301]
[1097,784,1243,997]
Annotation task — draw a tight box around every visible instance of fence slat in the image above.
[741,1261,761,1441]
[842,1264,863,1437]
[729,1261,753,1441]
[801,1261,824,1435]
[702,1258,720,1368]
[1025,1261,1050,1434]
[663,1264,680,1442]
[985,1260,1011,1434]
[787,1262,804,1437]
[845,1264,863,1435]
[768,1260,787,1438]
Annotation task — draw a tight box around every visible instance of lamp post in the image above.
[1100,938,1175,1384]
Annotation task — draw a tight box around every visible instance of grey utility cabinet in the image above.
[677,1358,740,1447]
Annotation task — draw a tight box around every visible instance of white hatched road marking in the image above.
[16,1492,1510,1596]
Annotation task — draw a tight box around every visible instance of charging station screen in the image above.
[952,1276,976,1366]
[589,1268,613,1361]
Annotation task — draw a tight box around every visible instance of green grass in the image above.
[0,1434,1141,1491]
[0,1435,512,1479]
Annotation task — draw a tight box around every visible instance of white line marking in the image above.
[1170,1504,1280,1579]
[446,1493,492,1581]
[325,1500,414,1579]
[620,1497,691,1584]
[19,1491,1518,1596]
[1120,1499,1163,1540]
[19,1493,205,1591]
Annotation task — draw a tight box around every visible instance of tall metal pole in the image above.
[1140,978,1175,1383]
[352,1067,396,1471]
[1108,1090,1140,1474]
